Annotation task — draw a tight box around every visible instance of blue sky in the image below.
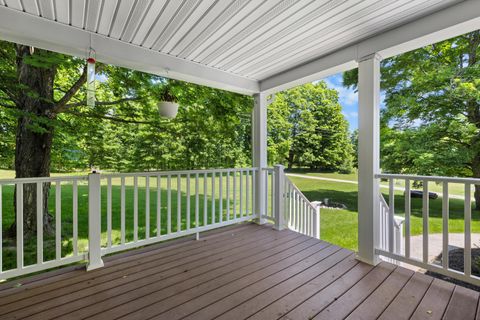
[323,73,359,131]
[323,73,387,131]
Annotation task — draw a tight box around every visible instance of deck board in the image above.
[216,251,356,320]
[410,278,455,320]
[313,262,396,320]
[443,285,479,320]
[378,272,434,320]
[247,254,360,320]
[181,247,350,320]
[0,223,478,320]
[345,266,414,320]
[0,225,278,318]
[58,231,307,320]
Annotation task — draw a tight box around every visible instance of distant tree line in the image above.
[267,82,354,173]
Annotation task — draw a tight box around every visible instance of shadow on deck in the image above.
[0,223,478,320]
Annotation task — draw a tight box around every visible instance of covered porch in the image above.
[1,223,478,320]
[1,0,480,319]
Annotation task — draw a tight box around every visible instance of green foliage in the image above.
[268,82,354,172]
[0,39,253,172]
[0,108,15,168]
[1,38,352,174]
[343,30,480,179]
[350,129,358,169]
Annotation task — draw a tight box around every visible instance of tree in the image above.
[343,30,480,207]
[350,129,358,169]
[0,40,255,236]
[0,43,158,236]
[268,82,354,172]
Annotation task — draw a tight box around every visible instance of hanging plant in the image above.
[158,86,179,119]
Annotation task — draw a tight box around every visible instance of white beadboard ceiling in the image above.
[0,0,472,93]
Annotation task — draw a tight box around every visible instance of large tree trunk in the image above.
[287,149,294,170]
[8,45,57,238]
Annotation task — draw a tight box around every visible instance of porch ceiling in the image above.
[0,0,477,95]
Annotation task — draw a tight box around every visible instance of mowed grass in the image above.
[289,176,479,252]
[288,168,470,197]
[0,172,258,271]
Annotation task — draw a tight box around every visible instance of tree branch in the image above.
[0,102,15,109]
[64,97,140,108]
[65,110,154,124]
[54,63,105,113]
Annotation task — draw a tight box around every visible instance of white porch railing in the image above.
[260,167,276,223]
[376,173,480,286]
[284,177,320,239]
[378,193,404,265]
[97,168,257,258]
[0,168,258,280]
[0,175,89,280]
[0,165,318,280]
[255,166,320,239]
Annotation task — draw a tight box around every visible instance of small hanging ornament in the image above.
[86,49,96,109]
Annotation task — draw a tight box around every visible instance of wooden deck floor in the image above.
[0,223,479,320]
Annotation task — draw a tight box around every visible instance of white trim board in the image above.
[0,1,478,95]
[261,0,480,94]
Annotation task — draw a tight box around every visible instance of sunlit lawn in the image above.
[289,176,478,252]
[288,168,470,197]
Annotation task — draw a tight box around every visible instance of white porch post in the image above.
[357,53,382,265]
[253,92,267,224]
[273,164,285,230]
[87,172,104,271]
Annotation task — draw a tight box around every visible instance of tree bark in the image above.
[472,153,480,210]
[7,45,57,238]
[287,149,294,170]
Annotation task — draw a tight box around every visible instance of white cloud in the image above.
[342,111,358,118]
[323,77,358,107]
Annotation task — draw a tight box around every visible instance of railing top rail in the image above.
[376,173,480,184]
[0,175,88,184]
[0,167,260,184]
[100,167,259,178]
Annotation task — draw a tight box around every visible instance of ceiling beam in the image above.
[260,0,480,94]
[0,6,260,95]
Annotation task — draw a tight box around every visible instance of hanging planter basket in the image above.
[158,101,179,119]
[158,85,179,119]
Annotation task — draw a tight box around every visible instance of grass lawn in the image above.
[289,175,479,252]
[288,168,470,197]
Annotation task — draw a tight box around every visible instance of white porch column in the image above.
[273,164,285,230]
[87,172,104,271]
[253,92,267,224]
[357,53,382,265]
